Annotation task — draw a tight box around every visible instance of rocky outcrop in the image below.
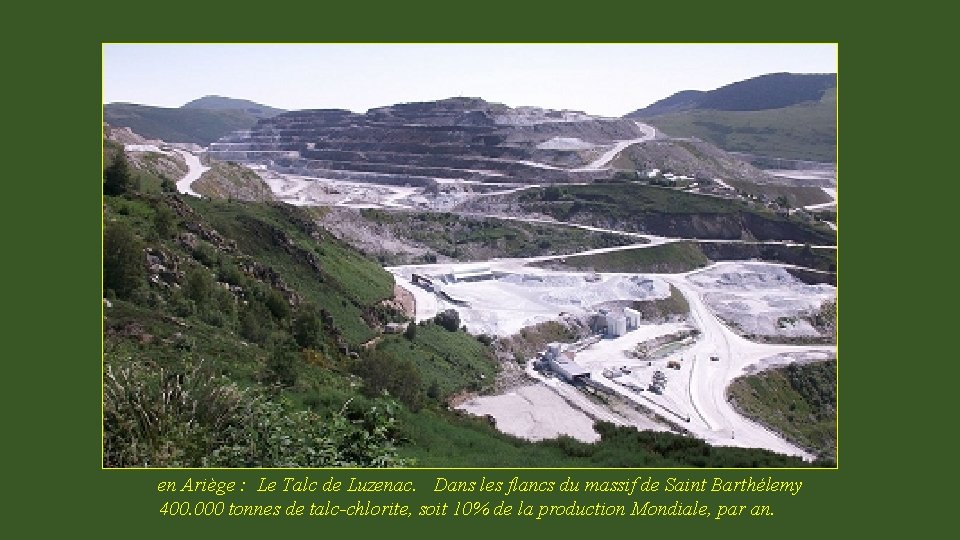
[193,159,275,202]
[145,247,183,286]
[165,195,238,253]
[234,255,302,306]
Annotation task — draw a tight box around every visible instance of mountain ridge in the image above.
[625,73,837,162]
[181,95,285,118]
[627,73,837,117]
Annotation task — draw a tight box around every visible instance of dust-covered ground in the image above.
[318,207,437,264]
[685,262,836,341]
[457,384,601,442]
[392,269,672,337]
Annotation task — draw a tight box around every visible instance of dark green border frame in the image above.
[11,0,918,537]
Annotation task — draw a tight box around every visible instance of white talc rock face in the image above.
[125,144,169,154]
[493,108,599,126]
[536,137,597,150]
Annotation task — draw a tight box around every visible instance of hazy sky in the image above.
[103,44,837,117]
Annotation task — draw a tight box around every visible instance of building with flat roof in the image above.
[449,266,494,283]
[544,343,590,383]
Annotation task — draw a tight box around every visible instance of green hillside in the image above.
[104,103,259,145]
[629,73,835,115]
[181,95,284,118]
[727,361,837,460]
[510,183,836,245]
[537,240,835,273]
[355,209,637,264]
[193,158,275,201]
[642,88,836,162]
[102,146,827,468]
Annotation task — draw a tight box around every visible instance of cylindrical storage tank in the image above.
[615,317,627,336]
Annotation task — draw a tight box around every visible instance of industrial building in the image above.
[446,266,495,283]
[593,307,643,338]
[543,343,591,384]
[606,313,627,337]
[624,307,642,330]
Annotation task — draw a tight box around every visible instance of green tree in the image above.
[293,309,322,349]
[264,289,290,321]
[426,380,440,400]
[403,322,417,340]
[239,301,274,345]
[266,333,299,387]
[352,349,423,410]
[434,309,460,332]
[184,267,213,305]
[154,204,176,239]
[104,152,134,196]
[103,222,143,299]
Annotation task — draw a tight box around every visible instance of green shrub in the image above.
[434,309,460,332]
[293,308,322,349]
[104,152,134,195]
[104,361,405,467]
[184,267,213,304]
[266,333,300,387]
[103,222,143,299]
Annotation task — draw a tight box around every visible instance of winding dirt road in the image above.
[174,149,209,197]
[573,122,657,171]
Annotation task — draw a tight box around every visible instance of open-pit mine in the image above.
[150,96,836,461]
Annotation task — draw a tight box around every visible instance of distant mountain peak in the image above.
[627,72,837,117]
[181,96,285,118]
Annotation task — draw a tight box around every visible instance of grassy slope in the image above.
[514,183,835,245]
[541,242,710,273]
[540,240,835,273]
[727,361,837,460]
[643,88,836,162]
[725,179,834,208]
[698,242,837,272]
[104,139,182,195]
[400,412,813,467]
[630,285,689,320]
[104,103,258,145]
[377,323,498,398]
[358,209,638,262]
[188,199,393,345]
[193,159,275,201]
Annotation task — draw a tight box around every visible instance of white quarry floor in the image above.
[457,384,601,443]
[394,257,836,460]
[686,263,836,338]
[390,269,671,336]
